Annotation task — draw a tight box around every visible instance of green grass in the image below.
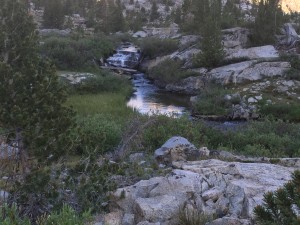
[67,93,135,123]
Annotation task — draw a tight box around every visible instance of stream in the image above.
[127,73,190,116]
[126,74,245,130]
[108,43,244,130]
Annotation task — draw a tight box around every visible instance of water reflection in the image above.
[127,73,190,116]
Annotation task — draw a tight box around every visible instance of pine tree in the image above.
[43,0,65,29]
[150,1,160,22]
[0,0,74,162]
[251,0,285,45]
[194,0,224,68]
[109,0,125,32]
[95,0,109,33]
[221,0,242,29]
[63,0,73,16]
[254,170,300,225]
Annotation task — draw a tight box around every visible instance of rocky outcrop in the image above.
[170,47,201,68]
[207,60,291,84]
[279,23,300,48]
[165,76,205,95]
[59,72,95,85]
[222,27,250,50]
[96,136,300,225]
[154,137,201,165]
[226,45,279,60]
[108,158,295,225]
[229,104,259,121]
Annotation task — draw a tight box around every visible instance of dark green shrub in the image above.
[222,120,300,157]
[68,72,133,95]
[38,205,91,225]
[192,84,231,116]
[285,68,300,81]
[139,37,178,59]
[41,36,114,70]
[176,207,214,225]
[140,115,222,153]
[254,170,300,225]
[78,114,122,155]
[260,103,300,122]
[148,59,197,85]
[0,204,91,225]
[0,204,31,225]
[66,160,119,213]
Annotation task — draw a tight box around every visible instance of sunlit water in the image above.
[127,73,190,116]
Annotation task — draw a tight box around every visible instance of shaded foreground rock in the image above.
[105,138,297,225]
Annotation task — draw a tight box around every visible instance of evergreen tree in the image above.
[150,1,160,22]
[63,0,73,16]
[194,0,224,68]
[43,0,65,29]
[251,0,285,45]
[221,0,242,29]
[0,0,74,162]
[174,7,182,24]
[95,0,109,33]
[109,0,125,32]
[254,170,300,225]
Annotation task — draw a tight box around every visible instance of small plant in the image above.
[148,59,197,85]
[0,204,31,225]
[176,206,214,225]
[254,170,300,225]
[192,83,232,116]
[38,205,91,225]
[78,114,122,155]
[260,103,300,122]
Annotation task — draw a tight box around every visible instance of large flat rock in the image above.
[226,45,279,60]
[111,158,295,224]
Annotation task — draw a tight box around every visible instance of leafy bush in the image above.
[139,37,178,59]
[65,160,120,213]
[0,204,90,225]
[221,120,300,157]
[41,36,114,70]
[124,114,300,158]
[136,115,223,153]
[148,59,197,85]
[260,103,300,122]
[78,114,122,155]
[38,205,91,225]
[65,71,133,95]
[285,68,300,81]
[0,204,31,225]
[176,207,214,225]
[192,84,232,116]
[254,170,300,225]
[281,54,300,81]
